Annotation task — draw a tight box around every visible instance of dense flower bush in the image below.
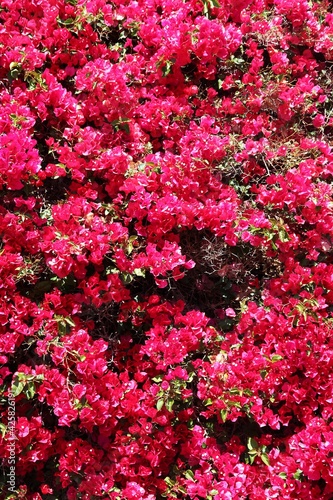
[1,0,333,498]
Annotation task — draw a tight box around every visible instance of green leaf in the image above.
[156,399,164,411]
[119,122,130,134]
[25,381,35,400]
[58,17,75,26]
[279,229,290,243]
[0,423,6,437]
[248,437,259,451]
[271,354,283,362]
[220,409,228,422]
[112,118,131,134]
[165,399,174,412]
[58,321,67,336]
[246,453,256,464]
[228,400,241,408]
[204,398,213,406]
[126,236,137,255]
[210,490,219,496]
[164,477,175,487]
[11,380,24,397]
[64,316,76,327]
[121,272,133,284]
[293,469,303,480]
[9,62,22,80]
[161,59,175,77]
[184,469,195,481]
[133,268,145,277]
[202,0,220,14]
[9,62,20,71]
[261,453,270,466]
[229,388,240,395]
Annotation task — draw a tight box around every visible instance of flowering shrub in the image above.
[1,0,333,498]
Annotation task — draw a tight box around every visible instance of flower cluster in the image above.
[1,0,333,498]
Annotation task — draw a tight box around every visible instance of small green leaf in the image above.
[261,453,270,466]
[9,62,20,71]
[165,399,174,412]
[293,469,303,480]
[58,321,67,336]
[184,469,195,481]
[248,437,259,451]
[228,400,241,408]
[126,236,137,254]
[11,380,24,397]
[220,409,228,422]
[279,229,290,243]
[156,399,164,411]
[229,388,240,395]
[133,268,145,277]
[121,272,133,284]
[58,17,75,26]
[9,62,22,80]
[112,118,131,134]
[64,316,76,327]
[161,59,175,76]
[271,354,283,362]
[25,381,35,400]
[120,122,130,134]
[164,477,175,487]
